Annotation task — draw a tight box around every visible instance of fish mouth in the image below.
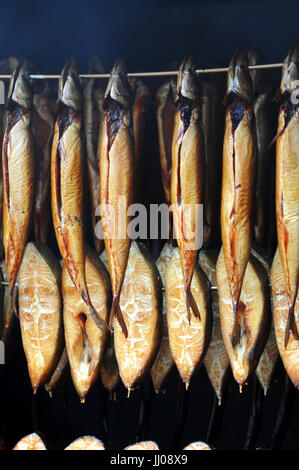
[7,59,32,110]
[175,56,199,103]
[104,58,131,109]
[279,42,299,99]
[225,49,253,105]
[58,57,82,111]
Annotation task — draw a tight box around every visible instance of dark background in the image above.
[0,0,299,451]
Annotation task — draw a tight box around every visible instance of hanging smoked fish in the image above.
[51,59,106,332]
[201,81,223,248]
[114,241,162,393]
[165,248,212,388]
[271,248,299,388]
[65,436,105,450]
[99,248,120,396]
[13,433,46,450]
[275,44,299,347]
[171,56,204,323]
[183,441,212,450]
[221,49,255,347]
[33,78,54,244]
[151,242,175,393]
[2,61,34,326]
[125,441,159,450]
[83,56,105,254]
[18,242,62,393]
[199,250,230,404]
[248,50,275,252]
[156,78,176,207]
[217,248,270,388]
[252,246,279,395]
[63,248,110,402]
[99,59,134,336]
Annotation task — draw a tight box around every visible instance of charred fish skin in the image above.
[217,248,270,388]
[83,56,105,255]
[171,56,204,323]
[33,78,55,244]
[18,242,63,393]
[201,81,223,248]
[271,248,299,388]
[275,44,299,347]
[166,248,212,389]
[221,49,255,347]
[2,61,35,326]
[51,59,107,333]
[199,250,230,404]
[62,248,110,401]
[99,59,134,336]
[114,241,162,392]
[248,49,276,252]
[156,79,176,207]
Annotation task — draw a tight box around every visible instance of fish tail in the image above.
[81,288,110,333]
[231,300,245,348]
[185,287,200,324]
[6,288,17,328]
[284,302,299,349]
[110,297,128,338]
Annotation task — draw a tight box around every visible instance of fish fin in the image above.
[5,289,16,328]
[186,288,201,323]
[89,304,110,333]
[231,300,245,348]
[284,304,299,349]
[110,298,128,338]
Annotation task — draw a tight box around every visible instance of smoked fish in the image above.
[99,59,134,336]
[2,61,35,326]
[183,441,212,450]
[83,56,105,254]
[18,242,62,393]
[217,248,270,388]
[63,248,110,401]
[171,56,204,323]
[271,248,299,388]
[65,436,104,450]
[13,433,46,450]
[199,250,230,404]
[51,59,106,332]
[165,248,212,389]
[221,50,255,346]
[125,441,159,450]
[151,242,175,393]
[275,44,299,347]
[114,241,162,392]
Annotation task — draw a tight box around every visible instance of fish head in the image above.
[58,58,82,112]
[279,42,299,99]
[175,56,199,103]
[225,49,253,105]
[104,58,131,109]
[7,59,32,110]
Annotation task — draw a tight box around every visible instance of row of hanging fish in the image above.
[0,43,297,407]
[12,432,211,450]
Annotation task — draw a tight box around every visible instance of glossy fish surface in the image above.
[18,242,62,393]
[165,248,212,388]
[13,433,46,450]
[114,241,162,392]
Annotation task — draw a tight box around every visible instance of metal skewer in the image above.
[0,62,283,80]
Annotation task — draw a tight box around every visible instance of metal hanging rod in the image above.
[0,63,283,80]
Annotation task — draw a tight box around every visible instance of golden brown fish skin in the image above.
[18,242,62,393]
[33,81,54,244]
[99,59,134,336]
[248,50,275,250]
[114,242,162,392]
[151,242,175,393]
[199,250,230,404]
[124,441,159,450]
[13,433,46,450]
[201,81,223,248]
[83,57,105,254]
[251,246,279,395]
[171,56,204,323]
[63,248,110,401]
[217,248,270,387]
[221,50,255,346]
[65,436,105,450]
[3,62,35,326]
[51,60,107,333]
[271,248,299,388]
[275,44,299,347]
[156,79,176,206]
[166,248,212,389]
